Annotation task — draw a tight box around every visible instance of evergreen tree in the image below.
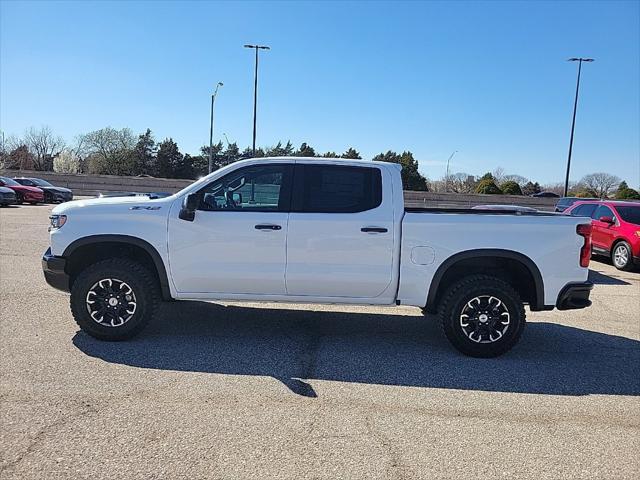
[615,180,640,199]
[173,153,196,179]
[156,138,182,178]
[296,142,316,157]
[322,151,339,158]
[522,181,541,196]
[476,179,503,194]
[371,150,429,191]
[133,129,156,175]
[341,148,361,159]
[501,180,523,195]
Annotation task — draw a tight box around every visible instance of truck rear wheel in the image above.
[438,274,526,358]
[70,258,160,341]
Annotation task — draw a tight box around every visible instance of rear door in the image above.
[285,163,395,298]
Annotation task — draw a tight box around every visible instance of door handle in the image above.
[361,227,388,233]
[255,224,282,231]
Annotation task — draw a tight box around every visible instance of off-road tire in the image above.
[438,274,526,358]
[70,258,160,340]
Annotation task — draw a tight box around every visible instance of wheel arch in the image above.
[424,249,545,313]
[63,234,172,301]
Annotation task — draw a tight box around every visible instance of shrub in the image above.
[475,179,503,194]
[501,180,523,196]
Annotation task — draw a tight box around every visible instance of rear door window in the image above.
[292,164,382,213]
[592,205,615,221]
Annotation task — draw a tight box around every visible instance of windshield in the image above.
[615,205,640,226]
[30,178,53,187]
[0,177,20,186]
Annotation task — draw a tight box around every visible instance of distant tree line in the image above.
[1,125,637,198]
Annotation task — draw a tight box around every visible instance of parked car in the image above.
[13,177,73,203]
[565,200,640,271]
[0,186,18,206]
[531,191,560,198]
[472,204,538,214]
[42,158,593,358]
[0,176,44,204]
[555,197,596,212]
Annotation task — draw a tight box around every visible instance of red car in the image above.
[0,176,45,204]
[565,200,640,271]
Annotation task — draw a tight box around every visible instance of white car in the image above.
[43,157,593,357]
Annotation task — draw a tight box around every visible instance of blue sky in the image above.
[1,0,638,186]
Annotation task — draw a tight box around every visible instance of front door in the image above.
[591,204,616,251]
[168,163,293,295]
[285,163,395,298]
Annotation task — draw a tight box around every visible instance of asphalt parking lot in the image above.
[1,203,639,480]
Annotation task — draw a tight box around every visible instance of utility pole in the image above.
[564,57,594,197]
[244,44,270,155]
[208,82,223,174]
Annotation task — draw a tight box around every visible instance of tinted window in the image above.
[615,206,640,225]
[293,165,382,213]
[592,205,615,220]
[198,164,291,212]
[31,178,52,187]
[0,177,20,186]
[571,204,597,217]
[15,179,34,186]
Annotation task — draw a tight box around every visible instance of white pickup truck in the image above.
[43,158,594,357]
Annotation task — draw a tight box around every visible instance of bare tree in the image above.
[23,126,65,171]
[580,173,621,198]
[447,172,477,193]
[492,167,506,184]
[81,127,135,159]
[502,174,529,186]
[81,127,136,175]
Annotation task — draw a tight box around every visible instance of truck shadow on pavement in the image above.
[73,301,640,398]
[588,269,631,285]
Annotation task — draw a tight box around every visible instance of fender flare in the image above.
[425,249,545,310]
[63,234,172,301]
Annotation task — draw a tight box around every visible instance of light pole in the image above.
[208,82,223,174]
[244,44,270,155]
[564,57,594,197]
[445,150,458,193]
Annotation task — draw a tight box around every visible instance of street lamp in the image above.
[244,44,270,155]
[208,82,223,174]
[564,57,594,197]
[445,150,458,193]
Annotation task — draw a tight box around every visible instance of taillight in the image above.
[576,223,592,268]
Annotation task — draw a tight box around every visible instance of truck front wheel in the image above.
[70,258,160,341]
[438,275,526,358]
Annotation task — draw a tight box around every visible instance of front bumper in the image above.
[0,194,17,205]
[556,281,593,310]
[42,247,70,292]
[48,191,73,203]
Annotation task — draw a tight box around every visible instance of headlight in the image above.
[49,215,67,230]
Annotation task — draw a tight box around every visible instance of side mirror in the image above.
[179,193,200,221]
[599,215,614,224]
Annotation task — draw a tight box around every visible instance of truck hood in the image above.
[51,195,174,214]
